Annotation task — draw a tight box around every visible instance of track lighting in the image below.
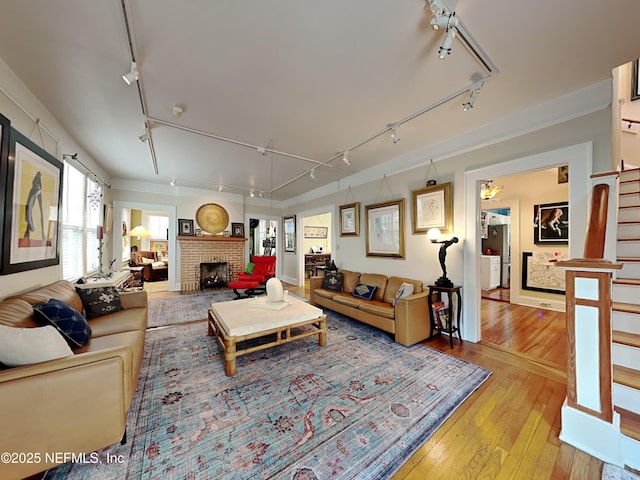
[258,191,264,198]
[388,124,400,144]
[122,61,139,85]
[138,126,150,143]
[462,80,484,111]
[310,168,317,181]
[169,178,177,186]
[218,184,223,192]
[250,190,255,197]
[342,151,350,166]
[438,28,456,59]
[62,153,78,161]
[428,0,458,59]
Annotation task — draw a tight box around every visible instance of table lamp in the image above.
[427,228,459,288]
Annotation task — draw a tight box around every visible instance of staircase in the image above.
[612,167,640,464]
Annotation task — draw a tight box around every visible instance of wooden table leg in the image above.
[318,315,327,346]
[224,338,237,376]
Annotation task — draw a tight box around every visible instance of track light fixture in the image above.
[62,153,78,161]
[250,190,255,197]
[388,124,400,144]
[169,178,177,186]
[310,168,317,181]
[258,191,264,198]
[428,0,458,59]
[122,61,139,85]
[342,151,350,166]
[218,184,223,192]
[462,80,485,111]
[138,126,150,143]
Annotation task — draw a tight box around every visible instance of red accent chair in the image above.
[237,255,276,284]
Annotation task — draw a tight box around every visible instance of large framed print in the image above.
[339,202,360,236]
[521,252,566,294]
[533,201,568,244]
[0,113,10,272]
[283,215,296,253]
[365,198,405,258]
[2,128,63,274]
[633,59,640,101]
[412,182,453,234]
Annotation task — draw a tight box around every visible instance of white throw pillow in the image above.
[141,257,154,265]
[393,282,415,306]
[152,261,166,269]
[0,324,73,367]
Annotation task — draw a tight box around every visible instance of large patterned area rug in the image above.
[45,312,490,480]
[146,289,236,328]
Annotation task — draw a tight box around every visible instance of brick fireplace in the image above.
[177,236,246,292]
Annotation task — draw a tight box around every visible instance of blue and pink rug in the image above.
[146,289,236,328]
[45,311,490,479]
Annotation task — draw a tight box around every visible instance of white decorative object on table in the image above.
[250,278,290,311]
[266,277,284,303]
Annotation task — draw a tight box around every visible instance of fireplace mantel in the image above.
[177,235,247,243]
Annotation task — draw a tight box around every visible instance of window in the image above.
[147,214,169,239]
[61,162,102,279]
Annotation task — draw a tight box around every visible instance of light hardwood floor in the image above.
[287,280,604,479]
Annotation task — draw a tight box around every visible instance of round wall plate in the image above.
[195,203,229,234]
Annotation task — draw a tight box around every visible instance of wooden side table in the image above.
[427,285,462,348]
[128,266,145,289]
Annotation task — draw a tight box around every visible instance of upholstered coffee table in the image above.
[207,296,327,376]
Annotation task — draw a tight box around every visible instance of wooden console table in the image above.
[76,270,133,291]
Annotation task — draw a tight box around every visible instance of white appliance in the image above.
[481,224,510,288]
[481,255,501,290]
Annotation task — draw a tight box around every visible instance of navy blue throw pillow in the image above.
[76,286,123,319]
[352,283,377,301]
[33,299,92,348]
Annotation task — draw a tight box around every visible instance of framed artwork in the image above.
[365,198,405,258]
[557,165,568,184]
[103,203,114,234]
[339,202,360,236]
[411,182,453,234]
[304,225,327,239]
[2,127,63,274]
[231,222,245,238]
[521,252,566,294]
[283,215,296,253]
[632,59,640,101]
[533,202,568,244]
[0,113,10,272]
[178,218,194,236]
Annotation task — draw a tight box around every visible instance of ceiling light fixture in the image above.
[122,61,139,85]
[342,150,350,166]
[428,0,458,59]
[62,153,78,161]
[172,105,184,117]
[169,178,177,186]
[138,126,149,143]
[250,190,255,197]
[258,191,264,198]
[463,80,484,111]
[388,124,400,144]
[310,168,317,181]
[218,184,223,192]
[480,180,503,200]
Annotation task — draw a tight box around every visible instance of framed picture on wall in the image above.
[339,202,360,236]
[283,215,296,253]
[411,182,453,234]
[0,113,10,272]
[304,225,327,239]
[231,222,245,238]
[178,218,194,236]
[522,252,566,294]
[2,127,63,274]
[533,202,568,244]
[365,198,405,258]
[632,59,640,101]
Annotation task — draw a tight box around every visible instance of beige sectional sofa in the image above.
[0,280,147,480]
[310,270,431,346]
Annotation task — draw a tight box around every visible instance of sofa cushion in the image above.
[392,282,415,306]
[340,270,361,293]
[88,307,148,337]
[384,276,423,304]
[0,298,40,328]
[0,324,73,367]
[76,287,124,319]
[321,271,344,291]
[313,288,336,300]
[352,283,377,300]
[358,300,395,319]
[33,299,92,348]
[359,273,388,302]
[332,293,365,308]
[151,261,167,269]
[8,280,84,314]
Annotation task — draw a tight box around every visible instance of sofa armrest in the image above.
[119,289,148,309]
[309,276,324,304]
[394,291,431,346]
[0,347,131,479]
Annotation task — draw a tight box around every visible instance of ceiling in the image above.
[0,1,639,201]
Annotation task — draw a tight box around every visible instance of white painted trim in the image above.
[621,435,640,470]
[463,142,593,343]
[113,201,178,292]
[244,212,282,278]
[296,204,336,287]
[560,403,623,467]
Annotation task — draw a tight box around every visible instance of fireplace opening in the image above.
[199,262,229,289]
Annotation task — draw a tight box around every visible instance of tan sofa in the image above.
[310,270,431,346]
[0,280,147,480]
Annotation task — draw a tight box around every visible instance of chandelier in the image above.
[480,180,503,200]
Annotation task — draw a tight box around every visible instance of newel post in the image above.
[557,179,624,464]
